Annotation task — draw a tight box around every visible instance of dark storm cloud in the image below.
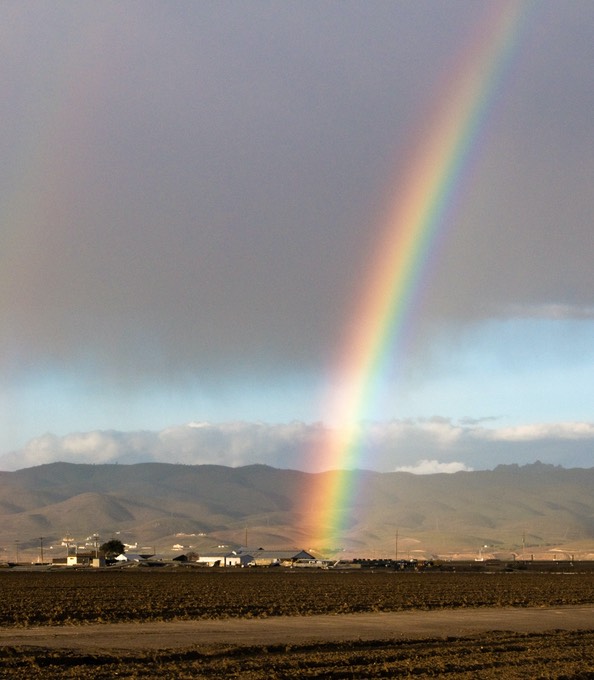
[1,0,593,385]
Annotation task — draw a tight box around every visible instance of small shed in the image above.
[65,551,95,566]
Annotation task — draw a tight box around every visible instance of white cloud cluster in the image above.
[480,422,594,442]
[1,418,593,473]
[394,459,472,475]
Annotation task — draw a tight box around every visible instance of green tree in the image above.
[100,539,125,557]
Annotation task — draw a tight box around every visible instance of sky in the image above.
[1,1,593,473]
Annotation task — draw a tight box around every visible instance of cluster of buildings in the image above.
[46,544,324,569]
[191,547,320,568]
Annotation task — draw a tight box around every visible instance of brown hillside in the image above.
[1,462,593,560]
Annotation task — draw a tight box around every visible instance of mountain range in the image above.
[1,461,593,561]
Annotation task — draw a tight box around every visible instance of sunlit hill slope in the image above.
[0,461,593,561]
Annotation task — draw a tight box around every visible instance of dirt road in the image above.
[2,605,593,651]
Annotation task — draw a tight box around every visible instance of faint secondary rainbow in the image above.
[306,1,532,553]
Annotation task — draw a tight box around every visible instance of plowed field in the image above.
[1,569,594,677]
[2,569,594,626]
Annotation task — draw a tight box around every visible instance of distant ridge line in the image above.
[1,461,593,561]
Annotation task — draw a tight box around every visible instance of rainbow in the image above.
[305,1,532,553]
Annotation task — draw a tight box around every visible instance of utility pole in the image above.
[39,537,44,564]
[64,533,73,560]
[14,540,19,564]
[395,529,399,562]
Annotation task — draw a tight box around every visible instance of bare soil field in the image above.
[1,568,594,678]
[2,567,594,626]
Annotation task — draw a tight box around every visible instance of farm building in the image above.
[52,552,105,567]
[195,551,253,567]
[247,549,316,567]
[195,548,316,567]
[114,553,151,563]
